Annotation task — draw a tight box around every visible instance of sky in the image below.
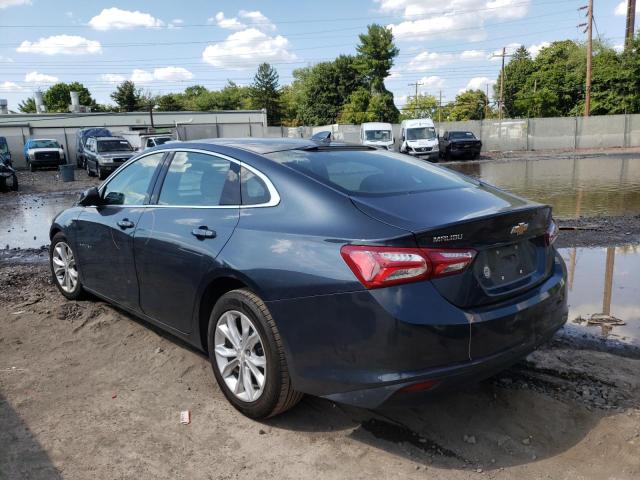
[0,0,637,113]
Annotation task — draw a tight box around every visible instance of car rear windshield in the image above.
[265,149,474,196]
[98,139,133,152]
[30,140,60,149]
[450,131,476,139]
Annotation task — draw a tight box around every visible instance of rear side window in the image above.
[240,167,270,205]
[101,153,164,205]
[265,149,474,196]
[158,151,239,206]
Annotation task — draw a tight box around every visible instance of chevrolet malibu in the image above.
[49,138,567,419]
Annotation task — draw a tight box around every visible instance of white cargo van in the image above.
[399,118,439,161]
[360,122,394,150]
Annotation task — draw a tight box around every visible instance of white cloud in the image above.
[17,34,102,55]
[615,1,626,16]
[460,76,495,93]
[0,81,24,92]
[101,73,126,84]
[418,75,444,89]
[386,70,402,80]
[239,10,276,32]
[104,67,194,85]
[214,11,246,30]
[528,41,550,58]
[489,42,521,61]
[89,7,164,31]
[613,43,624,53]
[460,49,486,60]
[202,28,296,69]
[152,66,193,81]
[0,0,31,8]
[408,50,455,71]
[0,55,14,62]
[168,19,184,29]
[381,0,529,40]
[24,71,58,83]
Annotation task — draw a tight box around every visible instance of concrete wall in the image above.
[0,110,267,168]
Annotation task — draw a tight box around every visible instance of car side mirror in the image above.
[60,144,64,150]
[78,187,101,207]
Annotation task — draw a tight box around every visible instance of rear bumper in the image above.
[267,254,567,408]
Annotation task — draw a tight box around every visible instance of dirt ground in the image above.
[1,158,640,479]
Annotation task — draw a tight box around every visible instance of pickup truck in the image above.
[438,131,482,160]
[23,138,66,171]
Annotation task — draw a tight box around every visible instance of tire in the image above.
[50,232,84,300]
[29,161,35,172]
[207,289,302,419]
[10,175,18,191]
[97,165,107,180]
[76,155,83,168]
[86,161,95,177]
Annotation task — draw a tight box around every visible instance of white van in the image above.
[360,122,394,150]
[399,118,439,161]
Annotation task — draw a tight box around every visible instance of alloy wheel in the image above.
[52,242,78,293]
[214,310,267,402]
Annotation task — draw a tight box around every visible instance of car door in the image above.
[74,152,165,311]
[133,150,241,333]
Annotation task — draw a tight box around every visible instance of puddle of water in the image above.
[0,193,77,249]
[447,156,640,218]
[558,245,640,349]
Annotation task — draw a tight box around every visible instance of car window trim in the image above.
[148,148,280,209]
[96,148,280,209]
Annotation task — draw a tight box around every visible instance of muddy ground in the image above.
[1,158,640,479]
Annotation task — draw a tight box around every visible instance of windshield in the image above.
[450,131,477,140]
[406,127,436,141]
[266,149,472,196]
[30,140,60,149]
[364,130,391,142]
[153,137,172,146]
[98,139,133,152]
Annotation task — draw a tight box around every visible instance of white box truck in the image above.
[399,118,439,161]
[360,122,394,150]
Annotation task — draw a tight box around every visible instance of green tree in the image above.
[338,89,399,123]
[448,90,489,121]
[43,82,96,112]
[250,63,282,125]
[155,93,185,111]
[110,80,144,111]
[355,24,399,93]
[495,46,535,117]
[400,94,438,120]
[18,97,36,113]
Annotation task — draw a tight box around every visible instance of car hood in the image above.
[97,151,134,157]
[28,147,64,154]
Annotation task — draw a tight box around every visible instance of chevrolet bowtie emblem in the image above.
[510,222,529,236]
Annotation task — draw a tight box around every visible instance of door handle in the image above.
[117,219,135,229]
[191,226,216,240]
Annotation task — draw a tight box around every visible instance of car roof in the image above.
[185,137,353,154]
[95,136,124,140]
[361,122,392,129]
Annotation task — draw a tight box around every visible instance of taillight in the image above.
[545,218,559,246]
[340,245,476,289]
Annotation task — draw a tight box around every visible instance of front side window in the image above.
[158,151,239,206]
[101,153,164,205]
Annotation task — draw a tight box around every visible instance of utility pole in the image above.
[492,47,513,120]
[625,0,637,50]
[485,83,489,119]
[407,81,424,117]
[579,1,593,117]
[438,90,442,123]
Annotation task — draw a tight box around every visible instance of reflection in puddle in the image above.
[0,193,77,249]
[559,245,640,348]
[447,156,640,218]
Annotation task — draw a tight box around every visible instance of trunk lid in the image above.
[351,181,554,308]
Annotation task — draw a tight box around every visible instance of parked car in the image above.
[76,127,112,168]
[23,138,66,171]
[0,136,12,167]
[399,118,439,161]
[116,131,176,151]
[0,151,18,191]
[49,138,567,419]
[360,122,394,150]
[84,136,135,180]
[439,131,482,160]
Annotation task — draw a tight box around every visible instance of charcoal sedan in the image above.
[49,138,567,419]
